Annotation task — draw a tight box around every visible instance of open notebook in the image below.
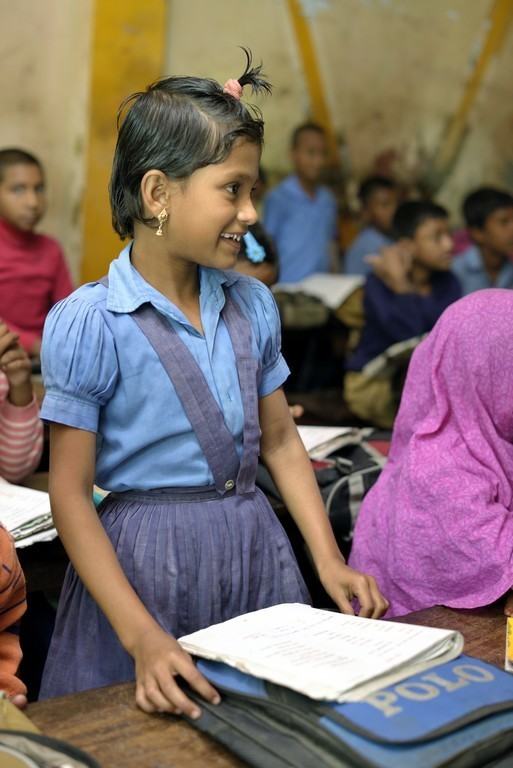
[273,274,364,310]
[0,479,56,548]
[297,426,356,460]
[179,603,464,702]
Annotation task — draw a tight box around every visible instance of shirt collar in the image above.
[286,175,322,202]
[105,244,240,319]
[464,244,487,273]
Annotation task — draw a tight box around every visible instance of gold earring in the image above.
[155,208,168,237]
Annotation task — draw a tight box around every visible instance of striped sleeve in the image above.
[0,374,43,482]
[0,526,26,697]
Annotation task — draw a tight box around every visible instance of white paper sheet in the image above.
[297,426,354,459]
[179,603,464,701]
[273,274,364,310]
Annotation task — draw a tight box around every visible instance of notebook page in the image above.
[0,479,52,534]
[180,603,463,701]
[297,426,353,457]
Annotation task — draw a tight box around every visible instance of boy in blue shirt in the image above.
[452,187,513,294]
[263,123,338,282]
[345,200,461,428]
[344,175,398,276]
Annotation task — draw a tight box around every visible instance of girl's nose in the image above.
[238,197,258,227]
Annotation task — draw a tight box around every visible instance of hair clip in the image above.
[243,232,266,263]
[223,79,243,100]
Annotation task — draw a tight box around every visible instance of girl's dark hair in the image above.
[110,49,271,239]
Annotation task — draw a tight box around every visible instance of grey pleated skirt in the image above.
[39,486,310,699]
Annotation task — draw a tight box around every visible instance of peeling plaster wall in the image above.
[0,0,92,278]
[165,0,513,219]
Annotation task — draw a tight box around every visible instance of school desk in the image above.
[26,603,506,768]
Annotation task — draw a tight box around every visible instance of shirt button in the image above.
[224,479,235,491]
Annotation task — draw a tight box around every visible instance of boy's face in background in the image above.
[410,216,453,271]
[471,207,513,258]
[365,188,398,234]
[291,130,328,186]
[0,163,46,232]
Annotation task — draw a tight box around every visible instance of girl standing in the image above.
[39,54,387,716]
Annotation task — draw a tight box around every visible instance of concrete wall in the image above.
[0,0,92,278]
[165,0,513,219]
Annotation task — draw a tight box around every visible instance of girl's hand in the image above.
[317,557,389,619]
[132,625,220,717]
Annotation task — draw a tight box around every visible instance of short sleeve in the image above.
[41,294,118,432]
[231,278,290,398]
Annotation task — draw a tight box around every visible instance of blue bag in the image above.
[184,655,513,768]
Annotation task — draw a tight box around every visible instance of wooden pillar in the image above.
[81,0,166,283]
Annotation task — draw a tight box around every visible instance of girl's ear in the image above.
[140,170,174,219]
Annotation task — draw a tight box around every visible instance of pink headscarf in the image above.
[349,289,513,617]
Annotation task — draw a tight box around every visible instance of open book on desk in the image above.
[297,425,357,460]
[273,273,364,310]
[0,479,57,548]
[179,603,464,702]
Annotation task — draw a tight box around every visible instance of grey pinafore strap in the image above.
[99,277,259,495]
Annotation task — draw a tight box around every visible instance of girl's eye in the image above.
[226,183,240,195]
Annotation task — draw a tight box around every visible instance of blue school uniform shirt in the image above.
[344,226,392,276]
[451,244,513,295]
[263,175,337,282]
[347,271,461,371]
[40,246,289,491]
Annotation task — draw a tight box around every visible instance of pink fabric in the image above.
[223,78,243,100]
[349,289,513,617]
[0,373,43,482]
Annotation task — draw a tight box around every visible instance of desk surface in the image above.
[27,603,507,768]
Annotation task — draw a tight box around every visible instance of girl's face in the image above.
[165,139,260,269]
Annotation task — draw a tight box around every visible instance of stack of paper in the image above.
[297,425,355,459]
[0,479,56,548]
[179,603,464,702]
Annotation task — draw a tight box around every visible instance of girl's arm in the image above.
[49,423,219,716]
[259,388,388,618]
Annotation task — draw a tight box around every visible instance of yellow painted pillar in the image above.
[286,0,339,165]
[81,0,166,283]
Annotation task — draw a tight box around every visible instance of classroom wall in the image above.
[0,0,92,279]
[165,0,513,218]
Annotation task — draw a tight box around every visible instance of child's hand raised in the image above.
[132,625,220,717]
[0,323,32,406]
[317,556,389,619]
[366,243,414,294]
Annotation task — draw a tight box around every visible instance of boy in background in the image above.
[344,175,398,276]
[345,200,461,428]
[0,148,73,358]
[263,123,338,282]
[452,187,513,294]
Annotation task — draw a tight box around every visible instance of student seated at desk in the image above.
[344,200,461,428]
[0,323,43,708]
[344,175,398,276]
[452,187,513,294]
[349,290,513,618]
[0,148,73,359]
[263,123,338,282]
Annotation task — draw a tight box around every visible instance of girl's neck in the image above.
[410,261,433,295]
[130,239,199,306]
[481,245,506,283]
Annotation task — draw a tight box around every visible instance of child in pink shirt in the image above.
[0,321,43,707]
[0,149,73,358]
